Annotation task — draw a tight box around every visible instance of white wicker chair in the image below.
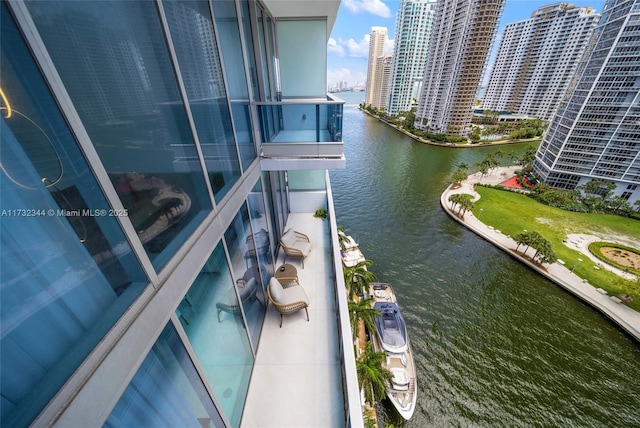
[279,229,311,268]
[267,277,309,327]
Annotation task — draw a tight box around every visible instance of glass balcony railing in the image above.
[256,94,344,158]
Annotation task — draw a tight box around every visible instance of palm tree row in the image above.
[514,230,558,265]
[448,193,475,217]
[339,226,393,423]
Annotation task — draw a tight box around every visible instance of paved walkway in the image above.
[441,167,640,342]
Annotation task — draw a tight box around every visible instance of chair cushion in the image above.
[283,284,309,305]
[269,277,284,303]
[280,228,297,247]
[297,241,311,257]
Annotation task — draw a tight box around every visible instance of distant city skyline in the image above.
[327,0,606,89]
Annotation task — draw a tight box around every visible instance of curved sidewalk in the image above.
[440,168,640,342]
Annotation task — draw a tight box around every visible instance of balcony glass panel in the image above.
[26,0,213,270]
[258,98,343,158]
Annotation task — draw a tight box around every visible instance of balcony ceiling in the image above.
[263,0,340,37]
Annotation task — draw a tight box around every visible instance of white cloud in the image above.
[344,35,370,58]
[328,34,372,59]
[327,38,346,56]
[343,0,391,18]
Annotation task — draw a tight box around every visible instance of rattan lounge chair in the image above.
[279,228,311,268]
[267,277,310,327]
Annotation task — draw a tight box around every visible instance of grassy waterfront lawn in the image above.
[473,186,640,311]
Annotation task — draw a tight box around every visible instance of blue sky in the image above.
[327,0,606,88]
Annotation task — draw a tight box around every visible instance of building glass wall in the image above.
[26,0,213,270]
[1,5,149,425]
[104,323,226,427]
[162,0,242,202]
[210,0,257,171]
[223,203,267,348]
[176,241,253,428]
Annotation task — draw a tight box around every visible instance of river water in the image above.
[329,92,640,427]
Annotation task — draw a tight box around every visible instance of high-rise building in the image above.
[0,1,362,427]
[483,3,600,121]
[533,0,640,205]
[373,52,394,110]
[415,0,504,135]
[387,0,437,115]
[364,26,388,107]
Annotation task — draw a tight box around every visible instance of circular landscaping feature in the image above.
[588,241,640,276]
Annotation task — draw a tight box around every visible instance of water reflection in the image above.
[331,92,640,427]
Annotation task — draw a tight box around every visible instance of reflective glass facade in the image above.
[26,0,214,269]
[1,5,149,425]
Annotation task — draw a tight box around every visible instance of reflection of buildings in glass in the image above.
[166,2,226,100]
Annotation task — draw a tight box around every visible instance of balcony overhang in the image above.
[260,155,345,171]
[262,0,340,37]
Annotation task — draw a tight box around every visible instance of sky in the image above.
[327,0,606,88]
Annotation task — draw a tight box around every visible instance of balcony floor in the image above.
[240,213,346,427]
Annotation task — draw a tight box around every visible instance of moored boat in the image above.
[339,230,366,267]
[368,282,417,420]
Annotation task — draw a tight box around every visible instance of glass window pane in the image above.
[1,5,148,426]
[239,0,259,101]
[176,242,253,428]
[248,179,275,287]
[224,203,267,348]
[105,323,225,428]
[210,0,257,170]
[162,0,241,201]
[26,0,213,269]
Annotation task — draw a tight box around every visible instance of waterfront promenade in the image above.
[441,167,640,342]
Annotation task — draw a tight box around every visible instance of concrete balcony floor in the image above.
[241,213,346,427]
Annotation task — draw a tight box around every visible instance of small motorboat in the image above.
[338,231,366,267]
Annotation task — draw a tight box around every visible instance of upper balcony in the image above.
[257,94,345,171]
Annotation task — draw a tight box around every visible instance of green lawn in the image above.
[473,186,640,311]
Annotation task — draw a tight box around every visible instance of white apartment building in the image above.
[483,3,600,122]
[364,26,388,108]
[415,0,504,135]
[533,0,640,205]
[387,0,437,115]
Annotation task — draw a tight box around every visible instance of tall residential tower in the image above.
[387,0,437,115]
[533,0,640,205]
[364,26,388,108]
[483,3,600,121]
[415,0,504,135]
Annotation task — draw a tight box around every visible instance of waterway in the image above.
[330,92,640,427]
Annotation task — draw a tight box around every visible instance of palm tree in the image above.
[348,297,380,339]
[357,341,393,406]
[336,226,351,250]
[344,259,376,299]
